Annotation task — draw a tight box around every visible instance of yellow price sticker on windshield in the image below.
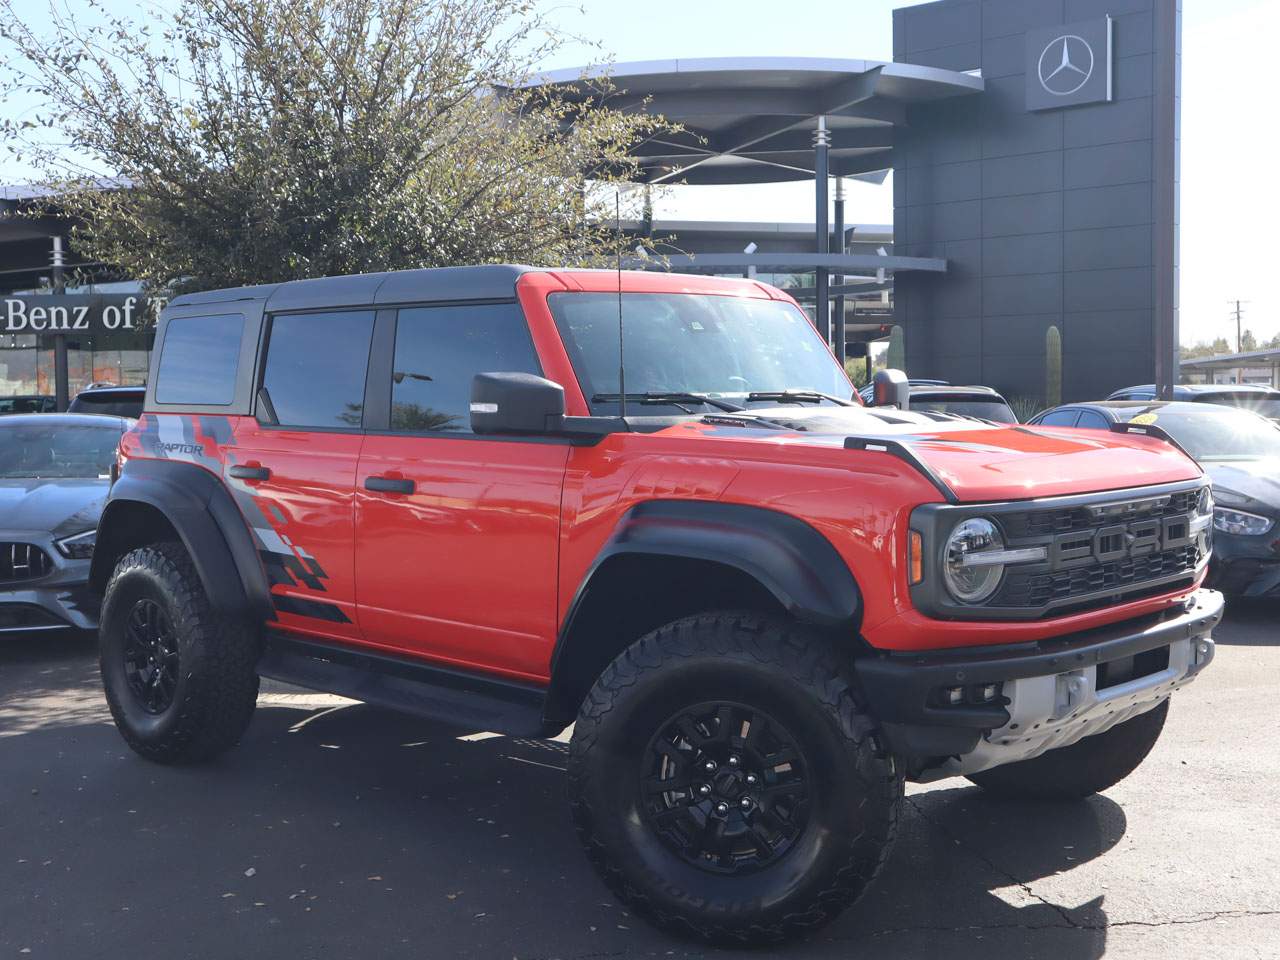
[1128,413,1158,425]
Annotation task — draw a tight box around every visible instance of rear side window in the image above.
[155,314,243,405]
[390,304,541,433]
[263,311,375,428]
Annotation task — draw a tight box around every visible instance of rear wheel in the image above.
[966,698,1170,801]
[100,542,260,764]
[568,611,902,945]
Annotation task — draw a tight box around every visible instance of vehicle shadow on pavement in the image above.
[1212,598,1279,644]
[0,652,1124,960]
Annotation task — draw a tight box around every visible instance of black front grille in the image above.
[1001,489,1200,539]
[995,544,1199,609]
[0,543,53,584]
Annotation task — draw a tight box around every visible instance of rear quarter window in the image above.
[155,314,244,405]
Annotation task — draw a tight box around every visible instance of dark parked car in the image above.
[0,413,133,633]
[1107,383,1280,422]
[860,382,1018,423]
[69,385,145,419]
[0,395,56,414]
[1030,400,1280,597]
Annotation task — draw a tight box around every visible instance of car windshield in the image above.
[912,397,1018,423]
[1196,393,1280,419]
[549,293,851,415]
[1138,408,1280,462]
[0,421,123,478]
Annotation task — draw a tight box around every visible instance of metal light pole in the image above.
[52,235,69,411]
[813,116,830,343]
[832,177,846,366]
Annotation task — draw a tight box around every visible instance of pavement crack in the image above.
[903,795,1084,930]
[1107,909,1280,929]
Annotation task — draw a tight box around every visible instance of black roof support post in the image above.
[814,117,830,344]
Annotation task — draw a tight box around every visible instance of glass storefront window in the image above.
[2,328,154,403]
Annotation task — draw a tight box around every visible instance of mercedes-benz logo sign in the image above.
[1038,34,1094,96]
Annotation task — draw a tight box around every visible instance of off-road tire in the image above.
[99,542,260,764]
[568,611,902,946]
[966,698,1170,801]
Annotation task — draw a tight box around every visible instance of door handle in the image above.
[364,475,415,495]
[229,464,271,481]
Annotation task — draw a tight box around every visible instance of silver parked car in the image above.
[0,413,132,633]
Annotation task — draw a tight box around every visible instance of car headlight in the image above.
[1213,507,1274,536]
[55,528,97,559]
[944,518,1007,603]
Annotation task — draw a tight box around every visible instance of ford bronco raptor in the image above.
[92,266,1221,945]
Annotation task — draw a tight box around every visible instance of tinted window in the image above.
[263,312,374,428]
[1037,409,1080,427]
[68,391,144,419]
[913,397,1017,423]
[1075,410,1111,430]
[390,304,541,432]
[1197,393,1280,419]
[155,314,243,405]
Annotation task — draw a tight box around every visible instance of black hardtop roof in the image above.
[1112,382,1280,396]
[166,264,537,311]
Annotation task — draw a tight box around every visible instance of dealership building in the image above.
[1,0,1180,408]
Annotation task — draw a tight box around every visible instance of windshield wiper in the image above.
[746,390,855,407]
[592,392,746,413]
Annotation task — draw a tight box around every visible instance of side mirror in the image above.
[872,369,911,409]
[470,372,566,434]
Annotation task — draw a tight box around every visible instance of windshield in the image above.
[1138,408,1280,462]
[0,421,124,478]
[549,293,851,415]
[1197,393,1280,419]
[912,397,1018,423]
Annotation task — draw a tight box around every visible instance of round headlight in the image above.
[944,518,1005,604]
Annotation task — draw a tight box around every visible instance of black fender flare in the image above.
[90,458,273,622]
[544,500,861,724]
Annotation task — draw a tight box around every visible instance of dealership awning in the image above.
[514,57,983,185]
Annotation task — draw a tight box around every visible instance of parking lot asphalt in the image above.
[2,603,1277,960]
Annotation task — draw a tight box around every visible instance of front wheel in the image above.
[966,698,1170,801]
[568,612,902,946]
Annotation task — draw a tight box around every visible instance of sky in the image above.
[3,0,1276,347]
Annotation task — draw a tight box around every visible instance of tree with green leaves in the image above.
[0,0,669,294]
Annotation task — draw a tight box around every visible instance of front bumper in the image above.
[859,588,1224,781]
[0,533,99,633]
[1207,531,1280,597]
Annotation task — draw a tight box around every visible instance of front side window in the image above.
[390,304,541,433]
[1075,410,1111,430]
[0,420,124,478]
[155,314,243,405]
[549,293,851,415]
[262,312,375,428]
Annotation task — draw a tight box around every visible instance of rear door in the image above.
[354,302,568,680]
[231,309,376,641]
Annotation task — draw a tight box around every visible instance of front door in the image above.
[354,302,567,681]
[232,309,376,642]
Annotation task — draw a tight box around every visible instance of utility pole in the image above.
[832,177,846,366]
[813,117,830,343]
[1229,299,1250,384]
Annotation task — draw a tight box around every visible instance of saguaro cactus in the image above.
[886,325,905,372]
[1046,325,1062,408]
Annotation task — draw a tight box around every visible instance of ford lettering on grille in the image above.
[1047,514,1194,570]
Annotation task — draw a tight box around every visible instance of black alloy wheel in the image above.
[642,700,810,875]
[122,598,180,714]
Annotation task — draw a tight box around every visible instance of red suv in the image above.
[91,266,1221,945]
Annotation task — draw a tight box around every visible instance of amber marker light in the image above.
[908,531,924,585]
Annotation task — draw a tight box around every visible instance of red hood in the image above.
[678,407,1202,502]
